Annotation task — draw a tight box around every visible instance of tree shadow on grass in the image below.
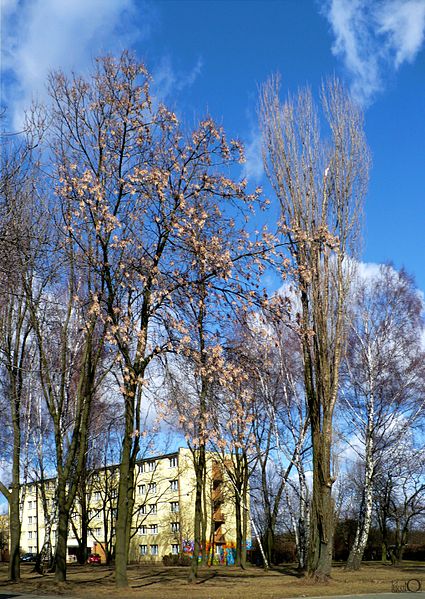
[195,570,218,584]
[66,570,115,586]
[131,569,186,589]
[270,565,305,578]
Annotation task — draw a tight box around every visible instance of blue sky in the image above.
[1,0,425,292]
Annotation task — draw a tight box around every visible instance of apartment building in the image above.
[19,447,247,563]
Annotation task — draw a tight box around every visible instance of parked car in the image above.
[87,553,101,564]
[20,552,36,562]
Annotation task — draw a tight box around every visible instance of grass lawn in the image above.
[0,561,424,598]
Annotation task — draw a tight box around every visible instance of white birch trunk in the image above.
[346,344,375,570]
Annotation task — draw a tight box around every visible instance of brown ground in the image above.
[0,561,424,599]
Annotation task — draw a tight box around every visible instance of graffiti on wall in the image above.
[182,539,252,565]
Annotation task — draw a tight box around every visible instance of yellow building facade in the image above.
[19,448,247,563]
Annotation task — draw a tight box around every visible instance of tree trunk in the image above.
[6,333,26,582]
[241,514,248,568]
[189,444,205,583]
[381,541,388,563]
[201,477,208,564]
[39,516,53,571]
[235,490,242,567]
[308,426,334,580]
[298,462,309,571]
[8,396,21,582]
[8,484,20,582]
[264,524,274,566]
[76,520,88,565]
[346,353,375,571]
[54,505,69,583]
[241,469,248,569]
[394,543,405,563]
[287,455,309,571]
[346,445,374,570]
[393,522,408,564]
[115,429,133,588]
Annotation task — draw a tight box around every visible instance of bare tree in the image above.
[246,307,310,569]
[260,76,369,579]
[342,265,425,570]
[0,134,40,581]
[374,444,425,563]
[30,390,57,573]
[24,87,110,582]
[272,322,310,572]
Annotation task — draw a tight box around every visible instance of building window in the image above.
[139,461,156,473]
[138,484,146,495]
[171,544,179,555]
[140,505,146,515]
[93,491,101,501]
[140,544,147,556]
[150,544,158,556]
[111,488,118,499]
[170,502,179,513]
[170,480,178,492]
[150,524,158,535]
[149,503,157,515]
[138,525,147,535]
[93,527,101,537]
[28,531,33,539]
[148,483,157,495]
[169,456,178,468]
[28,516,32,525]
[28,501,32,510]
[171,522,180,533]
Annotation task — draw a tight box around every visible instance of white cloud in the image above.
[1,0,150,130]
[152,55,203,103]
[324,0,425,105]
[242,127,264,183]
[355,260,383,282]
[377,0,425,67]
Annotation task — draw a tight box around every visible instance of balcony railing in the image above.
[212,488,223,502]
[214,532,226,544]
[212,465,223,482]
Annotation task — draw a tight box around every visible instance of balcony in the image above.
[213,510,225,522]
[212,488,223,502]
[212,464,223,482]
[214,532,226,544]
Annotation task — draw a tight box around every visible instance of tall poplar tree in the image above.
[260,77,369,579]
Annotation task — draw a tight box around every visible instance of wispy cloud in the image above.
[323,0,425,105]
[152,55,204,103]
[242,126,264,183]
[1,0,152,130]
